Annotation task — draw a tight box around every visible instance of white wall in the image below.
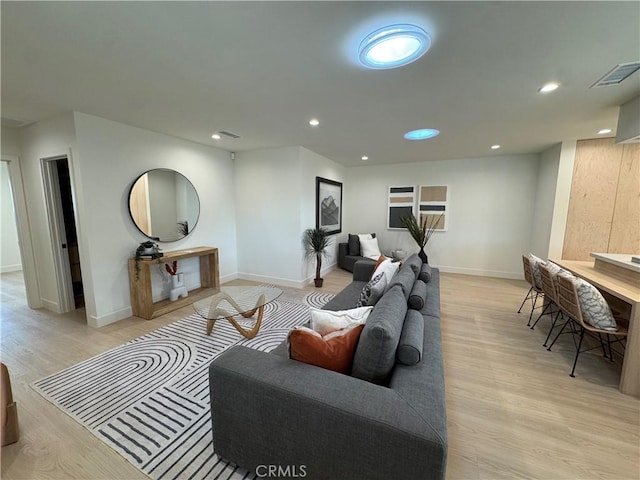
[235,146,345,287]
[71,112,237,326]
[299,147,346,280]
[530,143,561,258]
[1,161,22,272]
[18,112,78,312]
[345,154,540,278]
[1,127,21,155]
[548,141,577,260]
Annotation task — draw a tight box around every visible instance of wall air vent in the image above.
[591,62,640,87]
[218,130,240,139]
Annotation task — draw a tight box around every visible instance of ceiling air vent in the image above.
[591,62,640,87]
[218,130,240,139]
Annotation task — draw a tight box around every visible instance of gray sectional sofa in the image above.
[337,234,377,272]
[209,255,447,480]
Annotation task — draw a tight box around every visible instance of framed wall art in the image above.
[418,185,448,231]
[316,177,342,234]
[387,186,417,229]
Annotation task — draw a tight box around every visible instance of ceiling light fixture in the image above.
[309,118,320,127]
[361,156,369,161]
[538,82,560,93]
[359,24,431,69]
[491,144,501,150]
[404,128,440,140]
[598,128,612,135]
[211,133,221,140]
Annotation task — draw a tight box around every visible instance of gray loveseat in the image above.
[337,234,377,272]
[208,255,447,480]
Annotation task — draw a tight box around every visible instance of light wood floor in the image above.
[1,269,638,479]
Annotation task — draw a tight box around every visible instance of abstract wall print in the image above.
[418,185,448,231]
[316,177,342,234]
[388,186,417,229]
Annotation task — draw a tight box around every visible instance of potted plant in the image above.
[303,227,331,288]
[400,213,443,264]
[134,241,161,280]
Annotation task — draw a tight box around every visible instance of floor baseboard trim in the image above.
[436,265,524,280]
[89,307,133,328]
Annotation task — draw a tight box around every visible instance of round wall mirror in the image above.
[128,169,200,242]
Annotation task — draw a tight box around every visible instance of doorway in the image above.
[42,156,84,310]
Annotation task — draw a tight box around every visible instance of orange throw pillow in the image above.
[289,324,365,374]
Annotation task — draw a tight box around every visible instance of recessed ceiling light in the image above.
[211,133,221,140]
[404,128,440,140]
[491,144,501,150]
[359,24,431,69]
[598,128,612,135]
[309,118,320,127]
[361,156,369,161]
[538,82,560,93]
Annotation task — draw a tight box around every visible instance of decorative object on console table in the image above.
[400,213,443,263]
[315,177,342,235]
[304,228,331,288]
[128,247,219,320]
[134,241,162,280]
[165,261,188,302]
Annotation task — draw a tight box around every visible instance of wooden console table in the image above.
[128,246,219,320]
[553,258,640,398]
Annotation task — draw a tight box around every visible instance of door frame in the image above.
[41,154,76,312]
[1,154,42,308]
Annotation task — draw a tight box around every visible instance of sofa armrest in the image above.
[209,346,447,480]
[338,242,348,268]
[353,260,375,281]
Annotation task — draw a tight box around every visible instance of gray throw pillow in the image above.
[396,309,424,366]
[355,272,385,308]
[352,285,407,385]
[419,264,432,283]
[408,279,428,310]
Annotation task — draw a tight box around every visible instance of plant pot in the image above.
[314,278,324,288]
[419,249,429,264]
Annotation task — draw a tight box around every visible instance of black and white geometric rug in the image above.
[32,286,333,480]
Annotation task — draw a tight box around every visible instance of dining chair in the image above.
[550,273,627,377]
[517,254,545,326]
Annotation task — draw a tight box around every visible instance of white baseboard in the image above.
[436,265,524,280]
[237,272,306,289]
[40,297,62,314]
[88,306,133,328]
[0,264,22,273]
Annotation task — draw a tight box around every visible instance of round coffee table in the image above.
[193,286,282,338]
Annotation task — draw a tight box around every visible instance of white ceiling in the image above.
[2,1,639,166]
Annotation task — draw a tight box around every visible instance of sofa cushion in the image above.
[419,264,432,283]
[408,279,428,310]
[352,285,407,385]
[356,272,387,307]
[310,306,373,335]
[386,266,416,300]
[396,309,424,366]
[373,258,400,285]
[360,236,382,260]
[289,323,365,374]
[348,233,376,256]
[403,254,423,279]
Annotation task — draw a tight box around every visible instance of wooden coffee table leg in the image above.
[225,304,264,339]
[205,293,266,338]
[206,319,216,335]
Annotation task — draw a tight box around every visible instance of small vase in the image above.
[418,249,428,264]
[170,273,188,301]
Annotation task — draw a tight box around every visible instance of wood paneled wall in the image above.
[562,138,640,260]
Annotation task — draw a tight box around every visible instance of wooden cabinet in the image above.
[563,139,640,260]
[128,246,219,320]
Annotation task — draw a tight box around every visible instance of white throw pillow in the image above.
[357,233,373,243]
[373,258,400,285]
[359,236,382,260]
[309,305,374,335]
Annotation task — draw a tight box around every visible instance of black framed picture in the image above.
[316,177,342,235]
